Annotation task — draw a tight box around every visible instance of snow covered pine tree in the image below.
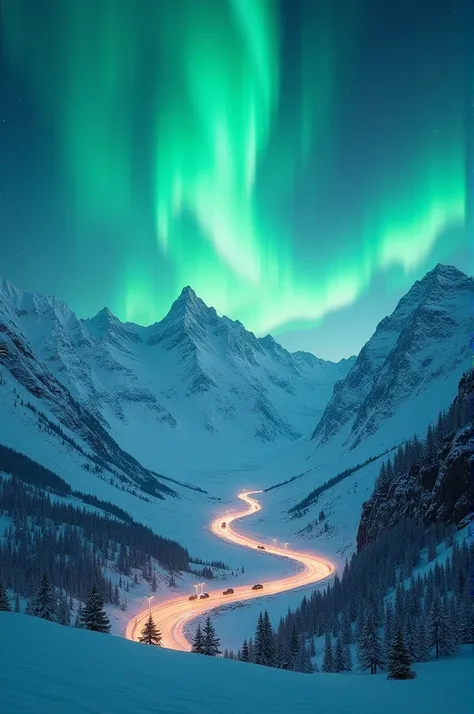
[387,630,416,680]
[139,615,162,645]
[80,585,110,633]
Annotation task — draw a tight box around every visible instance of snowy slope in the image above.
[0,278,352,477]
[312,264,472,449]
[0,613,471,714]
[241,265,473,558]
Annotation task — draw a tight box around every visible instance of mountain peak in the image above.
[167,285,212,320]
[180,285,197,299]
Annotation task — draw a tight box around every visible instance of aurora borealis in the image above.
[0,0,468,359]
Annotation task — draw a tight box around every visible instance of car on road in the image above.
[257,545,265,550]
[222,588,234,595]
[199,592,210,599]
[189,594,198,601]
[221,522,226,528]
[252,584,263,590]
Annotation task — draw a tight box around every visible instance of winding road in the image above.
[125,490,335,650]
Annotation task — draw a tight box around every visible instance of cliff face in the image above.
[357,370,473,551]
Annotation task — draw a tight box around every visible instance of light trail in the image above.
[125,491,335,651]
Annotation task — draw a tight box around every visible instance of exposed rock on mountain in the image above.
[357,370,473,551]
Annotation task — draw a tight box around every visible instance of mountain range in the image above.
[0,263,471,508]
[0,276,352,483]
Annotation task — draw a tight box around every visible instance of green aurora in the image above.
[0,0,467,343]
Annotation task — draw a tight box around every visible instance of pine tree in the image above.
[32,574,56,621]
[113,583,120,606]
[333,637,345,672]
[297,641,314,674]
[240,638,250,662]
[56,593,71,626]
[202,616,221,656]
[248,636,255,663]
[254,612,265,665]
[262,610,275,666]
[191,623,204,654]
[0,582,11,611]
[80,585,110,633]
[322,631,334,672]
[357,613,384,674]
[340,614,352,645]
[288,624,300,670]
[138,614,162,645]
[416,617,431,661]
[387,630,416,680]
[403,616,418,662]
[342,641,352,671]
[428,597,454,658]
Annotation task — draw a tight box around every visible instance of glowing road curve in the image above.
[125,490,335,650]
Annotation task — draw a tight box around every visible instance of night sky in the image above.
[0,1,469,360]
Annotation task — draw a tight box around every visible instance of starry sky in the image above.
[0,0,469,360]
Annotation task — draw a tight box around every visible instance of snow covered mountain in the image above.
[242,265,472,560]
[0,278,352,477]
[312,264,473,450]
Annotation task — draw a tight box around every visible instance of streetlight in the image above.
[272,539,277,548]
[284,542,288,549]
[194,584,199,595]
[145,595,154,615]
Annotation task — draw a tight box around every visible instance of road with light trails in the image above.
[125,490,335,651]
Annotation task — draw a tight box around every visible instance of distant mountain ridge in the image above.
[0,277,352,478]
[312,264,473,449]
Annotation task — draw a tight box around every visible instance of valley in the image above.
[0,264,472,712]
[125,491,335,650]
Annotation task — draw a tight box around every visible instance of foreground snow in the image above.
[1,614,471,714]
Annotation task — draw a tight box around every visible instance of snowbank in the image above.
[0,613,471,714]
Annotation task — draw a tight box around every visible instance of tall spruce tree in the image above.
[32,574,56,621]
[0,582,11,611]
[191,623,204,654]
[342,641,352,671]
[202,616,221,656]
[56,593,71,626]
[416,617,431,661]
[428,597,453,658]
[387,630,416,680]
[322,631,334,672]
[357,613,384,674]
[240,639,250,662]
[138,615,162,645]
[288,624,300,670]
[262,611,275,667]
[80,585,110,633]
[333,637,345,672]
[297,641,314,674]
[254,612,265,665]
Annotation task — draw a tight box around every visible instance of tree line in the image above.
[0,472,194,612]
[289,447,395,516]
[241,519,472,678]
